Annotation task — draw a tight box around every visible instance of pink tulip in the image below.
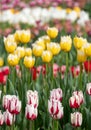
[48,99,63,119]
[0,111,4,126]
[27,90,38,108]
[71,112,82,127]
[50,88,63,101]
[4,110,13,126]
[25,104,38,120]
[53,63,59,77]
[2,66,10,75]
[86,83,91,95]
[69,95,80,108]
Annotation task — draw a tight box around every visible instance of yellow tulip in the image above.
[47,27,58,38]
[73,7,80,16]
[24,56,35,68]
[0,57,4,67]
[4,41,17,53]
[25,48,32,56]
[41,50,52,63]
[47,42,61,55]
[66,8,72,13]
[14,47,25,58]
[74,36,87,49]
[36,38,45,50]
[7,54,19,66]
[77,48,87,63]
[60,36,72,52]
[84,43,91,57]
[14,30,31,43]
[41,35,50,45]
[4,34,16,44]
[32,45,44,57]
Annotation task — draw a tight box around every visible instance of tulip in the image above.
[25,104,38,120]
[84,43,91,57]
[41,50,52,63]
[4,110,13,126]
[47,27,58,38]
[77,48,87,63]
[25,48,32,56]
[4,34,16,44]
[3,95,12,110]
[32,44,44,57]
[9,96,21,114]
[14,30,31,43]
[60,36,72,52]
[50,88,63,101]
[69,95,80,108]
[86,83,91,95]
[41,35,50,45]
[0,57,4,67]
[53,63,59,77]
[2,66,10,75]
[71,112,82,127]
[70,66,80,77]
[72,91,84,105]
[36,38,45,50]
[0,111,4,125]
[47,42,61,55]
[73,36,87,49]
[27,90,38,108]
[14,47,25,58]
[24,56,35,68]
[84,61,91,72]
[7,54,19,66]
[48,99,63,119]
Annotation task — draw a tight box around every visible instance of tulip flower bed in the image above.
[1,27,91,130]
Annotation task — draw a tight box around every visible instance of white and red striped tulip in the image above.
[50,88,63,101]
[69,95,80,108]
[27,90,38,108]
[0,111,4,126]
[86,83,91,95]
[9,96,21,114]
[48,99,63,119]
[25,104,38,120]
[4,110,13,126]
[3,95,12,110]
[72,91,84,105]
[71,112,82,127]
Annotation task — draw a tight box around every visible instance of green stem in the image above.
[52,119,59,130]
[79,63,83,90]
[66,52,69,75]
[88,60,90,82]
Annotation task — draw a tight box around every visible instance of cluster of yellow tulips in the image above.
[2,27,91,69]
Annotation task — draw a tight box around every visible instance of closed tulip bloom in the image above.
[25,104,38,120]
[32,45,44,57]
[72,91,84,105]
[25,48,32,56]
[14,30,31,43]
[84,43,91,57]
[4,110,13,126]
[0,57,4,67]
[60,36,72,52]
[47,27,58,38]
[4,34,16,44]
[27,90,38,108]
[69,95,80,108]
[42,50,52,63]
[36,38,45,50]
[48,99,63,119]
[2,66,10,75]
[50,88,63,101]
[0,111,4,125]
[9,96,21,114]
[24,56,35,68]
[86,83,91,95]
[47,42,61,55]
[41,35,50,45]
[15,47,25,58]
[7,54,19,66]
[77,48,87,63]
[4,41,17,53]
[3,95,12,110]
[53,63,59,77]
[73,36,87,50]
[71,112,82,127]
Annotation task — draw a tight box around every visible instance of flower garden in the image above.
[0,0,91,130]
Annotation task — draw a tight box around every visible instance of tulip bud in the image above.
[86,83,91,95]
[50,88,63,101]
[48,99,63,119]
[4,110,13,126]
[0,111,4,125]
[71,112,82,127]
[25,104,38,120]
[27,90,38,108]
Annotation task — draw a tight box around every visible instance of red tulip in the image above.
[4,110,13,126]
[84,61,91,72]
